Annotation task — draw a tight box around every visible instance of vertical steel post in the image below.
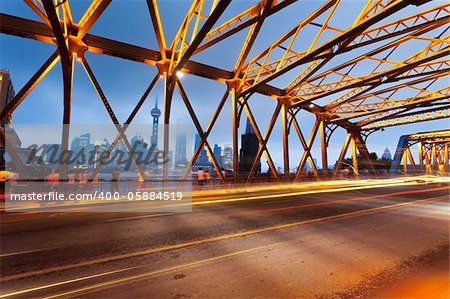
[319,118,328,177]
[281,102,290,179]
[405,147,416,172]
[351,135,358,179]
[403,149,408,174]
[432,143,437,172]
[231,89,239,182]
[418,141,423,173]
[444,143,449,172]
[163,72,174,184]
[60,56,74,181]
[424,145,432,174]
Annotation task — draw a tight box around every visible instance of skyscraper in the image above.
[71,133,91,154]
[70,133,91,166]
[239,118,260,174]
[44,144,61,164]
[131,133,148,152]
[150,98,161,149]
[213,144,222,167]
[223,144,233,170]
[92,138,110,168]
[194,133,208,164]
[0,70,15,125]
[175,131,187,168]
[130,133,148,169]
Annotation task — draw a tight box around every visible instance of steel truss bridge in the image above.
[0,0,449,183]
[391,130,450,174]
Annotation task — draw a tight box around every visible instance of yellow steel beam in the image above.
[24,0,50,26]
[77,0,111,38]
[195,0,296,54]
[240,0,416,95]
[361,107,450,130]
[146,0,167,59]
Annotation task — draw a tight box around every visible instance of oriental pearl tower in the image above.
[150,97,161,149]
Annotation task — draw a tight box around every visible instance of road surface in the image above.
[1,179,449,298]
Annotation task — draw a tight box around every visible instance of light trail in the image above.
[192,181,421,206]
[232,186,450,216]
[3,176,446,212]
[1,193,447,292]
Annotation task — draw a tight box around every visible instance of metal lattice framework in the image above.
[390,130,450,174]
[1,0,449,182]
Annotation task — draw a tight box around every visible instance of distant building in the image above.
[191,134,212,172]
[239,118,260,174]
[44,144,61,164]
[382,147,392,160]
[116,139,126,151]
[223,144,233,170]
[70,133,91,166]
[0,70,15,126]
[97,138,110,152]
[198,149,209,164]
[175,131,187,168]
[194,134,208,164]
[111,139,128,167]
[91,138,110,168]
[213,144,222,167]
[167,150,173,170]
[71,133,91,153]
[131,133,147,154]
[150,98,161,149]
[130,133,148,169]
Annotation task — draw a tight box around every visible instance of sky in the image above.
[1,0,448,171]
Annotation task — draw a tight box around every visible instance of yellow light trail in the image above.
[5,176,443,212]
[1,193,447,298]
[192,181,420,205]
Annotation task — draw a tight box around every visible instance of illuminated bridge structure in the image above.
[391,130,450,175]
[0,0,449,183]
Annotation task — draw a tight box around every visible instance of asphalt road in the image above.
[0,180,449,298]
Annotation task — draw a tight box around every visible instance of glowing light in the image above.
[176,70,184,78]
[309,104,314,108]
[72,52,82,62]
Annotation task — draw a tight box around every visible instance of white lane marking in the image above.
[107,213,174,222]
[0,267,137,298]
[0,247,56,258]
